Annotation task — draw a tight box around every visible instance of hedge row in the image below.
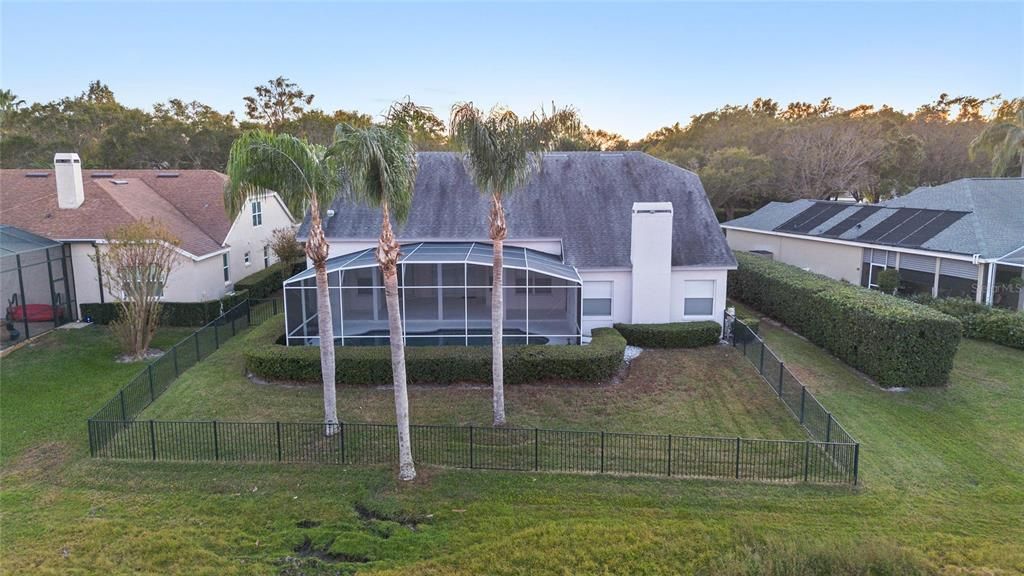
[243,315,627,385]
[234,261,304,299]
[613,321,721,348]
[728,252,962,387]
[81,290,249,327]
[909,296,1024,350]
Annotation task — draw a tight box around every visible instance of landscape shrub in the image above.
[233,261,299,299]
[81,290,249,327]
[913,296,1024,350]
[243,315,626,385]
[728,252,961,387]
[613,321,721,348]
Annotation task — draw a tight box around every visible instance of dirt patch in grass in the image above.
[1,441,72,481]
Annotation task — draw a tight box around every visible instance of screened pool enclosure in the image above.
[283,242,582,346]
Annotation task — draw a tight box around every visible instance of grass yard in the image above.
[1,316,1023,575]
[141,332,803,439]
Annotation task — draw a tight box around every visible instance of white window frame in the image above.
[683,279,716,318]
[251,199,263,227]
[222,253,230,284]
[263,245,270,268]
[582,281,613,318]
[244,251,251,267]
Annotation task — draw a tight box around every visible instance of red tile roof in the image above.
[0,169,235,257]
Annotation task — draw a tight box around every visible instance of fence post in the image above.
[172,345,179,376]
[231,314,237,336]
[213,420,220,461]
[247,300,253,325]
[735,437,741,479]
[340,422,346,464]
[276,422,282,462]
[148,364,156,402]
[534,428,539,471]
[149,420,157,460]
[742,337,747,356]
[119,389,127,421]
[799,386,806,424]
[194,331,201,360]
[758,343,765,375]
[273,299,278,315]
[469,426,475,469]
[778,362,784,398]
[826,413,833,443]
[803,441,810,482]
[88,420,95,457]
[666,435,672,477]
[600,431,605,474]
[853,444,860,486]
[214,322,220,349]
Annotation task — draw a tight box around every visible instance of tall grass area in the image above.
[1,320,1022,574]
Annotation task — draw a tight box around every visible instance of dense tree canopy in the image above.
[1,78,1018,215]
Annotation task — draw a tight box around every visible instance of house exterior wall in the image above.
[669,268,729,325]
[223,195,294,288]
[579,269,632,336]
[725,229,863,284]
[323,238,563,265]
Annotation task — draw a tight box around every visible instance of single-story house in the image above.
[286,151,737,346]
[0,153,296,319]
[721,177,1024,310]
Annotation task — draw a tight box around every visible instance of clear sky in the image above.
[2,1,1021,139]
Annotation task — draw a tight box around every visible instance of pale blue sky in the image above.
[2,1,1021,139]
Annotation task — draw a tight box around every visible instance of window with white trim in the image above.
[683,280,715,316]
[582,281,613,317]
[263,245,270,268]
[251,199,263,227]
[244,251,251,266]
[222,253,230,283]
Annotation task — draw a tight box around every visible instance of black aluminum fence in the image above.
[727,313,858,447]
[88,419,858,484]
[86,300,859,485]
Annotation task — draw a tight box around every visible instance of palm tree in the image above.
[225,131,343,435]
[448,103,559,426]
[332,111,420,481]
[970,108,1024,177]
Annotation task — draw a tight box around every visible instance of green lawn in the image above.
[142,332,803,439]
[1,318,1023,575]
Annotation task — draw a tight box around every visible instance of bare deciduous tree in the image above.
[269,227,304,268]
[780,119,886,201]
[93,221,179,360]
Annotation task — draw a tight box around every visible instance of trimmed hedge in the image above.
[81,290,249,327]
[613,321,721,348]
[234,261,304,299]
[728,252,962,387]
[910,296,1024,350]
[243,315,626,385]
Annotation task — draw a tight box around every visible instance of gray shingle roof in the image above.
[722,178,1024,260]
[307,151,736,269]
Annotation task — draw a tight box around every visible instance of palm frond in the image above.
[330,123,418,224]
[224,130,345,218]
[968,109,1024,176]
[449,102,544,199]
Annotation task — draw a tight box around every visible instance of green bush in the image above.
[81,290,248,327]
[243,316,626,385]
[877,268,900,295]
[234,261,303,299]
[728,252,961,387]
[914,297,1024,350]
[613,321,721,348]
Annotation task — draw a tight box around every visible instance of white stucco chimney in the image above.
[630,201,674,324]
[54,152,84,209]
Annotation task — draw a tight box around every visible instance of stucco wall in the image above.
[579,269,632,336]
[725,229,863,284]
[669,269,728,326]
[223,195,294,288]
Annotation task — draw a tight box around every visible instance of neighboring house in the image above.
[285,151,736,346]
[721,177,1024,310]
[0,153,296,318]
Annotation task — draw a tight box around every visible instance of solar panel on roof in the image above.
[897,211,967,247]
[791,203,848,233]
[821,205,882,237]
[856,208,920,241]
[875,209,945,244]
[774,203,833,232]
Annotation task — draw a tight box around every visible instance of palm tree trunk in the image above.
[378,203,416,481]
[489,193,507,426]
[306,196,338,436]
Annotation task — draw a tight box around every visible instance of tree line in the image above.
[2,78,1021,218]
